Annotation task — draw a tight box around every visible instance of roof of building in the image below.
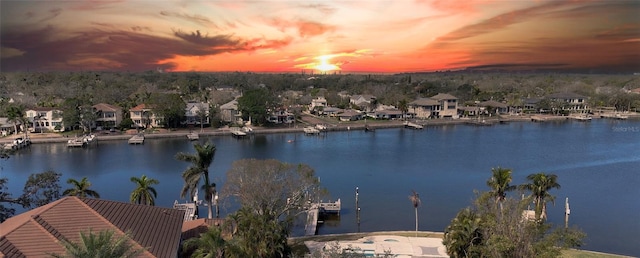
[430,93,458,100]
[93,103,122,112]
[181,218,223,240]
[546,92,586,99]
[409,98,439,107]
[338,109,363,117]
[0,197,184,258]
[186,102,209,112]
[25,107,61,112]
[478,100,508,108]
[130,104,155,112]
[376,109,403,115]
[219,100,238,110]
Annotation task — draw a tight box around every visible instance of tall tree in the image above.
[129,175,159,206]
[50,229,144,258]
[221,159,323,221]
[237,88,273,125]
[176,142,217,219]
[486,167,516,211]
[5,104,25,136]
[409,190,420,236]
[63,177,100,198]
[21,170,62,208]
[519,173,561,220]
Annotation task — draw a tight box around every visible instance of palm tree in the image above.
[63,177,100,198]
[409,190,420,236]
[50,229,143,258]
[443,208,483,258]
[182,226,227,258]
[519,173,561,220]
[129,175,159,206]
[486,167,516,211]
[176,142,216,219]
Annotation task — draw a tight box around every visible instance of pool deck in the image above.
[305,235,448,257]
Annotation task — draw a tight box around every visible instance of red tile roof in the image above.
[0,197,184,258]
[93,103,121,112]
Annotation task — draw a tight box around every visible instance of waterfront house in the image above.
[523,98,542,112]
[546,92,589,113]
[430,93,459,118]
[93,103,122,129]
[479,100,509,115]
[350,95,376,111]
[25,107,65,132]
[184,102,210,126]
[458,106,480,117]
[267,110,295,124]
[337,109,363,121]
[408,98,440,119]
[0,196,184,258]
[310,97,328,111]
[219,99,243,124]
[0,117,18,136]
[130,104,163,128]
[373,109,404,120]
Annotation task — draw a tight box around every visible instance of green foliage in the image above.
[119,118,134,130]
[50,229,144,258]
[22,170,62,208]
[237,88,274,125]
[176,142,217,219]
[443,171,583,258]
[63,177,100,198]
[0,177,17,222]
[149,93,186,128]
[519,173,561,220]
[182,226,227,258]
[129,175,159,206]
[225,207,290,258]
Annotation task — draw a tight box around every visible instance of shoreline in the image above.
[2,113,638,145]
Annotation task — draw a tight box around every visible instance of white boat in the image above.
[230,128,247,138]
[304,126,320,135]
[315,124,327,131]
[403,121,423,129]
[187,132,199,141]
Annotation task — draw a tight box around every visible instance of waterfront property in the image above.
[130,104,163,129]
[93,103,123,129]
[25,107,65,132]
[2,119,639,256]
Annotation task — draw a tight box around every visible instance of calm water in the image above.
[2,119,639,256]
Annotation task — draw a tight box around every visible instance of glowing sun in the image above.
[314,55,339,72]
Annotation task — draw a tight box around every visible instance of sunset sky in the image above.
[1,0,639,73]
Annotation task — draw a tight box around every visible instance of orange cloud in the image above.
[268,18,335,38]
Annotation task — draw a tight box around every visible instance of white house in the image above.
[25,107,65,132]
[310,97,328,110]
[546,92,589,112]
[408,98,440,119]
[129,104,163,128]
[185,102,210,126]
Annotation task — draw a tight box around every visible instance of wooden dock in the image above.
[304,199,341,236]
[230,128,247,138]
[128,134,145,144]
[403,121,424,129]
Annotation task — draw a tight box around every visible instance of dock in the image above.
[600,113,628,120]
[570,114,592,121]
[3,137,31,150]
[230,128,247,138]
[304,199,341,236]
[303,126,320,135]
[67,134,96,147]
[186,132,199,141]
[466,119,495,126]
[403,121,424,129]
[128,134,145,144]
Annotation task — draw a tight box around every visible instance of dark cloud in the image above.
[0,26,292,71]
[160,11,217,28]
